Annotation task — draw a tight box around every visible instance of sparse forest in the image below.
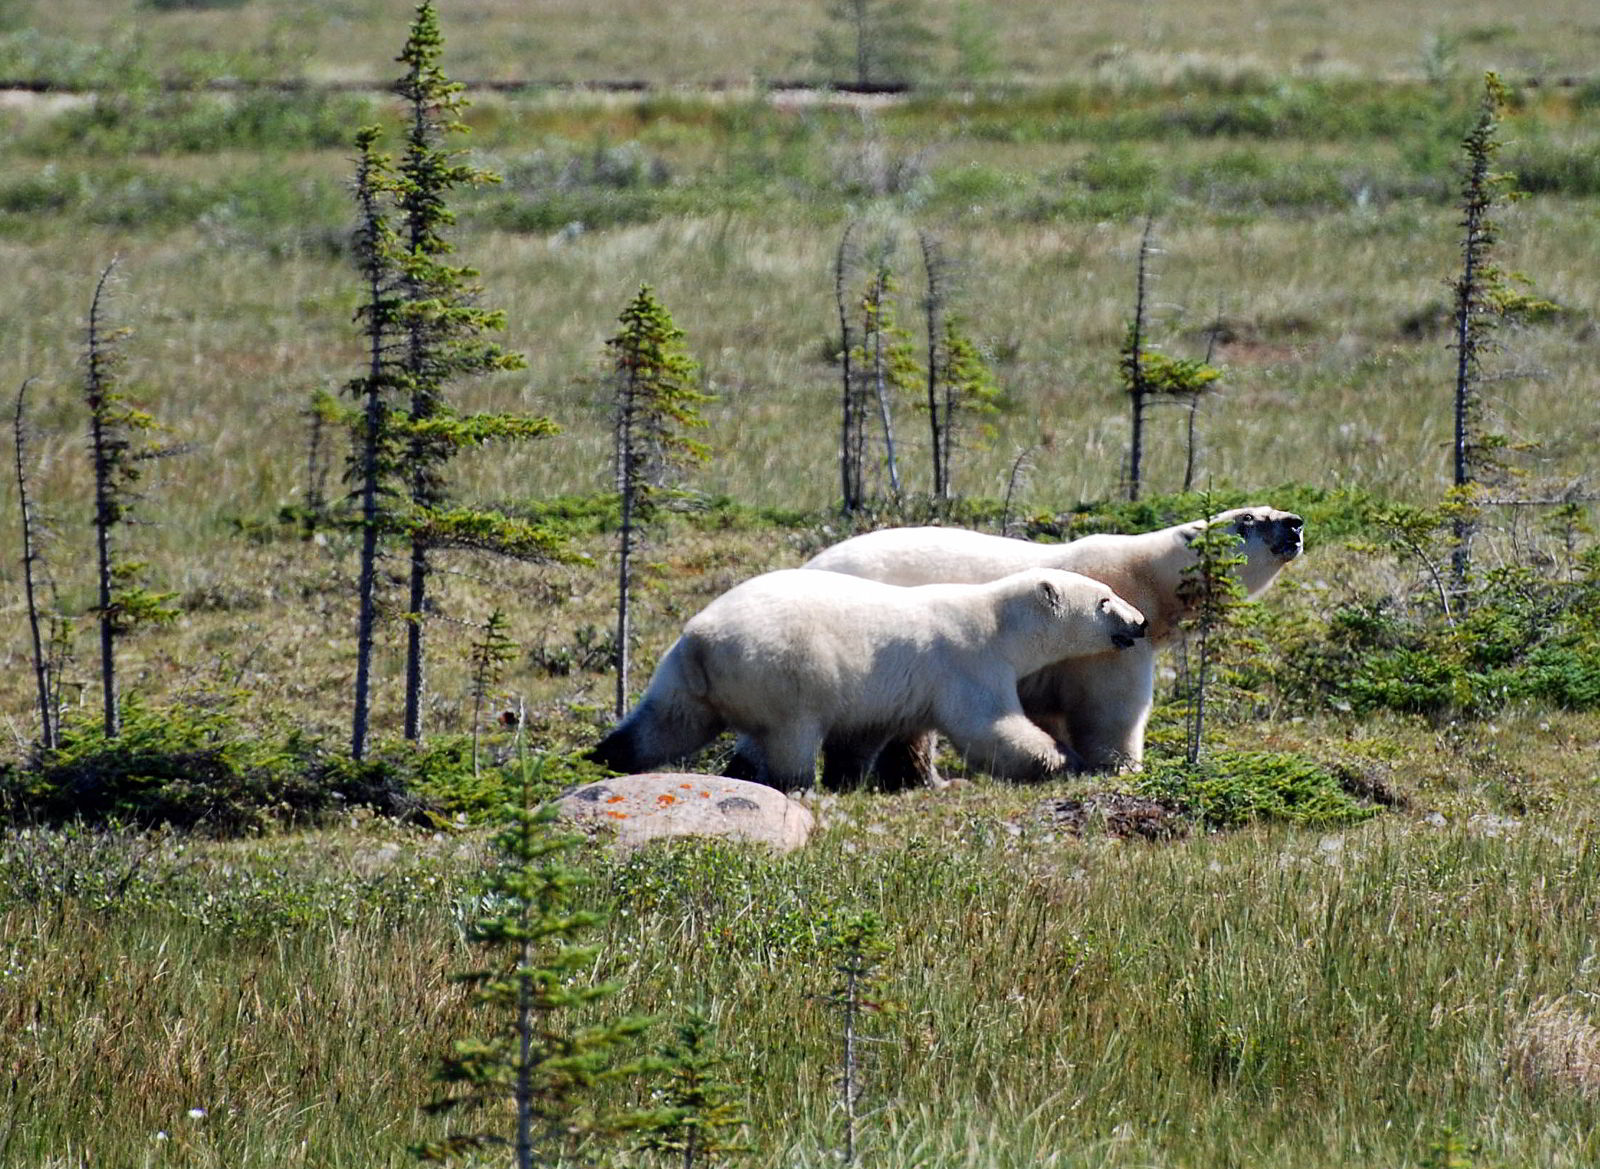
[1,0,1600,1165]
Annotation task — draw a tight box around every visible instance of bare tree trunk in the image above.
[404,543,427,741]
[867,269,902,499]
[1125,217,1155,504]
[919,230,946,500]
[615,397,637,718]
[13,380,55,751]
[836,223,862,512]
[86,261,120,739]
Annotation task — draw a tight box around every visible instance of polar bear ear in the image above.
[1036,577,1065,615]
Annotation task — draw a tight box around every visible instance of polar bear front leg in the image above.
[940,701,1071,782]
[752,720,826,792]
[1030,648,1155,772]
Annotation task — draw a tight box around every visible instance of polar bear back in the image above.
[806,526,1183,639]
[682,567,1130,695]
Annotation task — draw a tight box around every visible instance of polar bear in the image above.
[587,567,1147,791]
[804,506,1303,782]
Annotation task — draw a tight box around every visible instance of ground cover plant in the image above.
[0,1,1599,1165]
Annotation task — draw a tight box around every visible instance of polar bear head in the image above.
[1004,568,1148,656]
[1182,506,1304,599]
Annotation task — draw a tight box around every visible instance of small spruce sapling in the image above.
[918,231,1002,504]
[1176,503,1246,765]
[416,770,655,1167]
[468,608,519,777]
[821,910,895,1166]
[1118,219,1222,501]
[81,261,181,739]
[854,262,918,503]
[635,1012,752,1168]
[606,285,710,717]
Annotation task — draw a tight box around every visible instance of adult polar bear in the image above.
[588,568,1147,791]
[804,506,1303,784]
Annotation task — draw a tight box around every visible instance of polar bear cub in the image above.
[588,567,1147,791]
[804,506,1303,779]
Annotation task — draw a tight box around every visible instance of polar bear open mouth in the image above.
[1271,534,1303,559]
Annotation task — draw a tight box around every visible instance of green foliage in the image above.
[1176,504,1247,762]
[609,284,712,493]
[0,698,404,834]
[1137,751,1382,829]
[813,0,934,88]
[416,779,655,1165]
[635,1012,752,1166]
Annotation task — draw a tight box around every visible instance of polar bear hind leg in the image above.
[863,731,942,790]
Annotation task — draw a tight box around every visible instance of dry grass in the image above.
[12,0,1600,83]
[1508,996,1600,1099]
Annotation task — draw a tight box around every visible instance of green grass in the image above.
[6,749,1600,1166]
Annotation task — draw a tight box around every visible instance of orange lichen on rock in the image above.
[606,794,626,804]
[657,793,678,806]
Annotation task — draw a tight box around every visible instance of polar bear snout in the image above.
[1098,595,1147,649]
[1270,513,1305,559]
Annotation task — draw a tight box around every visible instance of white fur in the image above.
[804,506,1303,773]
[589,567,1147,790]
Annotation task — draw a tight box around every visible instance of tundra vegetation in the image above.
[0,0,1599,1165]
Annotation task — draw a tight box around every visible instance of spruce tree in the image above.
[822,911,895,1166]
[1447,72,1551,592]
[607,285,709,717]
[635,1013,751,1168]
[347,124,404,761]
[13,379,59,750]
[1176,503,1246,765]
[343,2,562,759]
[468,608,518,777]
[390,0,560,743]
[416,780,654,1168]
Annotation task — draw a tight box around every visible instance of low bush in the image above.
[1137,750,1382,829]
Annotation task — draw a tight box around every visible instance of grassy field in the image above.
[1,0,1600,1165]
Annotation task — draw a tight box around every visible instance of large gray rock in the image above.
[554,773,815,853]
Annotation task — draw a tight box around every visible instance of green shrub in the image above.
[0,699,426,834]
[1137,751,1381,829]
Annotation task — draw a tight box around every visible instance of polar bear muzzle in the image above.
[1229,508,1304,561]
[1099,596,1147,649]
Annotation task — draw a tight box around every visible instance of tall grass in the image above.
[7,763,1600,1166]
